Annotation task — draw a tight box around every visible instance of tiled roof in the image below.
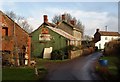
[47,26,77,40]
[99,31,120,36]
[55,21,81,32]
[45,22,56,27]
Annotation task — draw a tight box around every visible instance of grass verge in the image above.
[2,66,47,80]
[96,56,119,80]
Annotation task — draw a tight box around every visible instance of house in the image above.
[55,14,82,46]
[30,15,78,58]
[0,11,31,66]
[94,29,120,49]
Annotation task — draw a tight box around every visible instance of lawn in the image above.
[2,67,38,80]
[2,58,69,81]
[36,58,70,67]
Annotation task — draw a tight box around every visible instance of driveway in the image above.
[45,52,102,80]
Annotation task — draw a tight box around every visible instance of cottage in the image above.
[30,15,78,58]
[94,29,120,49]
[55,14,82,46]
[0,11,31,66]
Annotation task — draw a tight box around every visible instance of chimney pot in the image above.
[44,15,48,22]
[96,29,99,32]
[70,20,75,25]
[62,14,65,20]
[56,21,59,25]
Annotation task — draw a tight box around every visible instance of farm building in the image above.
[30,15,81,59]
[0,11,31,66]
[55,14,82,46]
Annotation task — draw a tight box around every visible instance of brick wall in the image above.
[1,11,31,66]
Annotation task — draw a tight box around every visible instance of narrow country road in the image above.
[45,52,102,80]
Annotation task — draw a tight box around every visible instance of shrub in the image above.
[51,50,64,60]
[104,40,120,56]
[103,39,120,79]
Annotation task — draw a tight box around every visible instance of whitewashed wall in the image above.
[95,36,119,49]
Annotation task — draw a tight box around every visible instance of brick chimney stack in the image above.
[56,21,59,25]
[70,20,75,25]
[44,15,48,22]
[62,14,65,20]
[96,29,99,32]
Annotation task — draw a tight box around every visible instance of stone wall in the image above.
[68,50,83,59]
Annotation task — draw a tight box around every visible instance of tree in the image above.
[52,13,84,37]
[52,14,61,23]
[83,35,93,41]
[6,11,16,21]
[5,11,33,33]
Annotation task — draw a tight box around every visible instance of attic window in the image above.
[2,27,8,36]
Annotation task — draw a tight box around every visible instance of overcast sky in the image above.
[0,0,119,36]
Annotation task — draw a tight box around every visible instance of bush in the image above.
[104,40,120,56]
[51,50,64,60]
[103,39,120,79]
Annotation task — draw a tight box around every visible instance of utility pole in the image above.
[105,26,107,31]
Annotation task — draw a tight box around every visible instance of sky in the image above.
[0,0,119,36]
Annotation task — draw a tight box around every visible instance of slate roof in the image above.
[47,26,78,41]
[99,31,120,36]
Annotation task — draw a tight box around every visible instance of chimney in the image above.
[43,15,48,22]
[62,14,65,20]
[56,21,59,25]
[70,20,75,25]
[96,29,99,32]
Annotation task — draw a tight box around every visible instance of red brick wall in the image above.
[1,11,31,65]
[27,36,31,66]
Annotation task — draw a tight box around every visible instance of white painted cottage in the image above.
[94,29,120,49]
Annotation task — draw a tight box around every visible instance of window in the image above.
[111,37,114,40]
[2,27,8,36]
[105,37,107,40]
[99,44,101,49]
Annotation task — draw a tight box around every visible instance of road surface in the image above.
[45,52,102,80]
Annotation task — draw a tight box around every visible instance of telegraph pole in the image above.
[105,26,107,31]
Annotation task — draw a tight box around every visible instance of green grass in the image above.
[36,58,70,67]
[2,58,68,80]
[100,56,119,66]
[2,67,47,80]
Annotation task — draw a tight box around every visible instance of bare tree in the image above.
[5,11,33,33]
[83,35,92,41]
[52,14,61,23]
[6,11,16,21]
[52,13,84,37]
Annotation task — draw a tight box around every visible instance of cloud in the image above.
[26,7,118,36]
[27,17,42,30]
[0,1,4,10]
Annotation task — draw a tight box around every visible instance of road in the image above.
[45,52,102,80]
